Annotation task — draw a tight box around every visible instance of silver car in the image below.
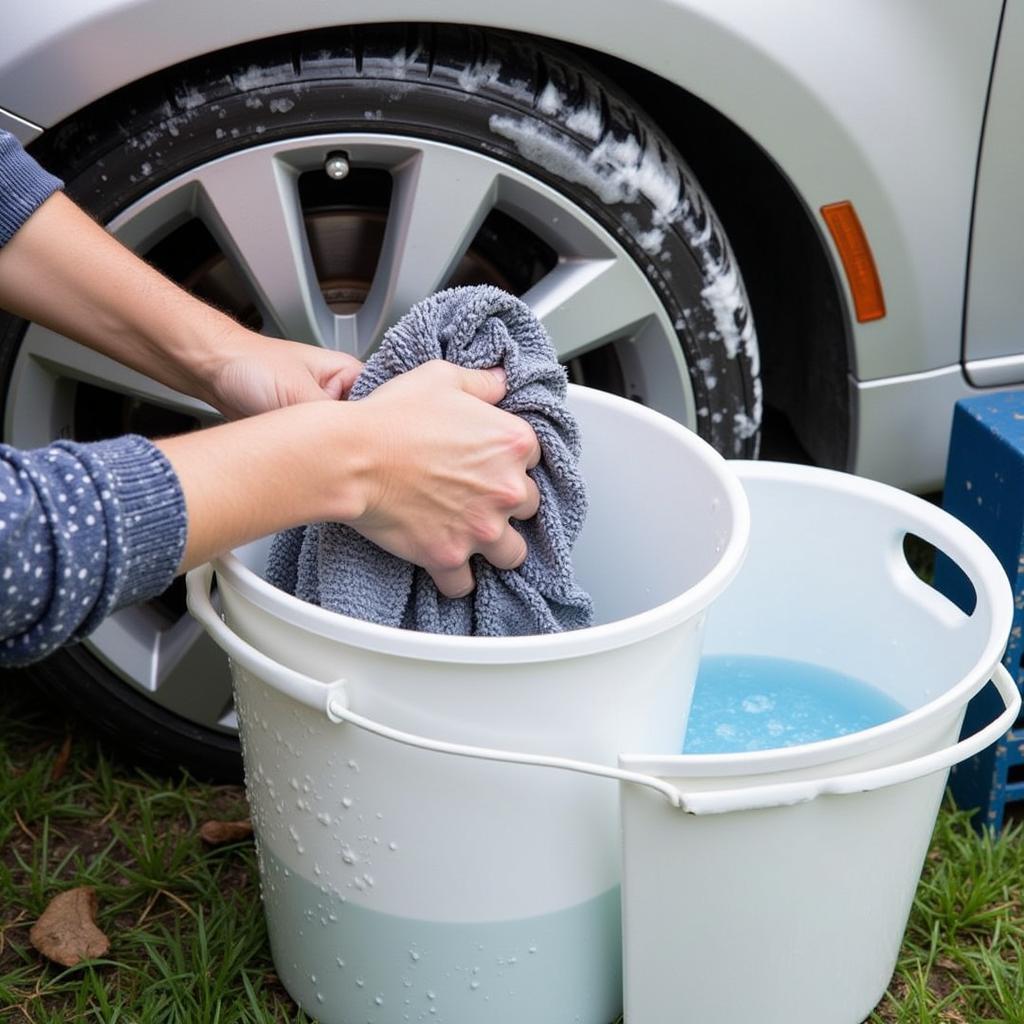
[1,1,1017,772]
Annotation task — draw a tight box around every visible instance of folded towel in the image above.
[266,285,594,636]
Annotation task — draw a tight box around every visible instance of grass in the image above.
[0,676,1021,1023]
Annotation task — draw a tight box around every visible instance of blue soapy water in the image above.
[683,655,907,754]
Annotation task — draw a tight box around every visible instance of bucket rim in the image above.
[621,460,1014,778]
[211,385,752,664]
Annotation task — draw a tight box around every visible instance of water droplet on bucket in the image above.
[337,957,345,968]
[316,993,324,1004]
[310,974,317,983]
[427,991,436,1000]
[356,978,365,988]
[528,946,537,954]
[341,797,354,808]
[389,841,398,852]
[290,778,300,791]
[375,995,384,1006]
[470,981,480,991]
[410,950,420,962]
[318,812,332,826]
[347,759,359,771]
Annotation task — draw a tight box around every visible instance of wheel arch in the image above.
[573,47,852,469]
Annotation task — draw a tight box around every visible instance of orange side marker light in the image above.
[820,200,886,322]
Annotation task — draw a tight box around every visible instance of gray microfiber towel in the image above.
[265,285,594,636]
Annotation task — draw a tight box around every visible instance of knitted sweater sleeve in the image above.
[0,132,190,665]
[0,436,188,666]
[0,128,63,246]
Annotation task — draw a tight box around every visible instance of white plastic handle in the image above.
[677,662,1019,814]
[187,563,1021,815]
[886,508,998,627]
[186,564,349,720]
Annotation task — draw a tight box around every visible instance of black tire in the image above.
[0,24,760,778]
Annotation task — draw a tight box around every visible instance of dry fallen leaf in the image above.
[199,819,253,846]
[29,886,109,967]
[50,734,72,784]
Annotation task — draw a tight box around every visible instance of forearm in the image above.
[0,191,238,405]
[156,402,372,571]
[0,402,377,664]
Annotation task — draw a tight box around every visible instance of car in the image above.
[1,1,1016,774]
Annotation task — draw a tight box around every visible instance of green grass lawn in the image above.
[1,676,1022,1023]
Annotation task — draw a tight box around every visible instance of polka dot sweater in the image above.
[0,128,62,245]
[1,130,189,664]
[0,437,187,665]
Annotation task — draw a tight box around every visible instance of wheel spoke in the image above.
[354,146,499,356]
[6,325,213,447]
[522,257,657,362]
[153,613,236,727]
[195,150,335,348]
[87,609,234,731]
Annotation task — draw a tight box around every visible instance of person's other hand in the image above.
[345,360,541,597]
[206,328,363,419]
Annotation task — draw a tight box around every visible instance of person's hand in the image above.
[158,360,540,587]
[203,328,363,419]
[345,360,542,597]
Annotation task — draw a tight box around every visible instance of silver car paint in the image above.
[965,0,1024,385]
[0,0,1013,489]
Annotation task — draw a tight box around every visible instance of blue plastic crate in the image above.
[936,393,1024,833]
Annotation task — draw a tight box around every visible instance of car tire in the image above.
[0,24,761,777]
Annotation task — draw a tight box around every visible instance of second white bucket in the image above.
[619,462,1019,1024]
[187,385,749,1024]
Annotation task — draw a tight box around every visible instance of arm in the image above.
[0,130,360,418]
[1,361,540,666]
[0,189,362,417]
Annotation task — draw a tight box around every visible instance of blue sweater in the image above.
[0,129,188,666]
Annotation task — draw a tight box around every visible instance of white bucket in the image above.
[619,462,1019,1024]
[186,385,749,1024]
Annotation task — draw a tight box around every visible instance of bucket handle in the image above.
[187,563,1021,815]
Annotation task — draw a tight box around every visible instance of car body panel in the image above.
[852,369,981,492]
[964,0,1024,385]
[0,0,1012,490]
